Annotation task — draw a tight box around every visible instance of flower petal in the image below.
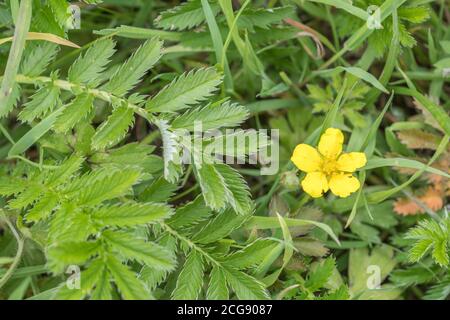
[337,152,367,172]
[329,173,361,198]
[291,144,322,173]
[301,172,329,198]
[318,128,344,159]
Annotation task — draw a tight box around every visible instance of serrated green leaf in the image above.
[195,163,227,211]
[146,68,222,113]
[103,230,176,271]
[172,251,204,300]
[306,257,335,292]
[193,208,247,244]
[168,196,211,228]
[91,269,113,300]
[156,0,220,31]
[424,273,450,300]
[47,0,70,26]
[8,184,42,209]
[53,93,94,133]
[18,85,60,123]
[0,83,21,118]
[222,239,278,269]
[207,266,229,300]
[237,6,295,30]
[45,154,84,187]
[91,104,135,150]
[92,202,173,227]
[103,38,162,96]
[223,266,269,300]
[171,101,248,131]
[106,254,150,300]
[68,38,116,85]
[215,163,252,215]
[138,176,178,202]
[406,218,449,266]
[20,42,59,77]
[47,241,100,273]
[25,192,58,222]
[72,168,141,206]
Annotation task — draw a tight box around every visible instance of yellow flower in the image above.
[291,128,367,198]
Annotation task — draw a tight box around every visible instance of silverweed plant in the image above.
[0,0,449,301]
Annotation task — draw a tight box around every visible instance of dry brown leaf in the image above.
[396,129,440,150]
[284,18,325,59]
[394,187,445,216]
[394,198,423,216]
[422,188,444,211]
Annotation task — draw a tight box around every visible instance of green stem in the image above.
[0,211,25,290]
[14,74,156,125]
[180,165,193,188]
[0,123,15,144]
[170,183,198,202]
[220,0,251,69]
[0,0,32,117]
[9,155,59,170]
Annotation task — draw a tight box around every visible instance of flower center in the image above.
[321,158,338,176]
